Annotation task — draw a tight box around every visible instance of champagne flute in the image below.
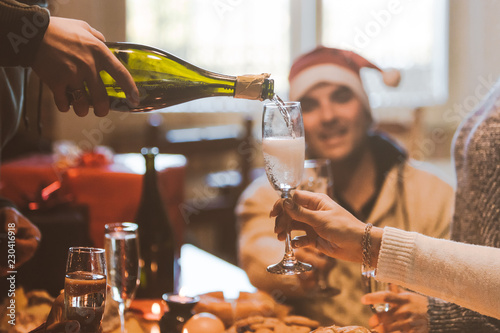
[301,159,339,297]
[64,247,107,333]
[262,101,312,275]
[362,268,391,313]
[104,222,140,333]
[302,159,334,197]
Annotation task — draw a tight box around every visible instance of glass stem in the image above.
[281,190,297,264]
[118,302,126,333]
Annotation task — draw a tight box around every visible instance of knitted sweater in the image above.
[0,1,49,146]
[428,79,500,331]
[376,82,500,330]
[0,0,50,66]
[377,227,500,320]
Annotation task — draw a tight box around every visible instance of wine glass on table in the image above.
[301,159,339,297]
[262,101,312,275]
[64,247,107,333]
[104,222,140,333]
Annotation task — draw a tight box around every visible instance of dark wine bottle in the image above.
[102,42,275,112]
[135,147,179,299]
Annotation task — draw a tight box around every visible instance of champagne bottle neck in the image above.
[141,148,161,196]
[144,157,158,181]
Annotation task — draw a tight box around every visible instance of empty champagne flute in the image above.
[64,247,107,333]
[301,159,339,297]
[262,101,312,275]
[302,159,334,196]
[105,222,140,333]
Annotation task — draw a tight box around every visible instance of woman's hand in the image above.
[270,190,383,266]
[32,17,139,117]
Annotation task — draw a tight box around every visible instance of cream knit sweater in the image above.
[377,227,500,320]
[377,80,500,331]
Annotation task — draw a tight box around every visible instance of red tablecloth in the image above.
[0,153,187,249]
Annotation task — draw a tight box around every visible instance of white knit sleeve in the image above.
[376,226,500,320]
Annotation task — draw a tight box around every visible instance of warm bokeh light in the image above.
[151,302,161,316]
[150,324,161,333]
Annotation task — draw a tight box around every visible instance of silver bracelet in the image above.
[362,223,373,272]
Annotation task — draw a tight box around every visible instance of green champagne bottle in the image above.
[102,42,275,112]
[135,147,179,298]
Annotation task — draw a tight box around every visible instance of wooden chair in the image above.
[156,117,256,264]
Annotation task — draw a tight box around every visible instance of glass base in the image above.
[371,303,391,313]
[266,258,313,275]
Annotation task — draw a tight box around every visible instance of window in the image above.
[126,0,291,113]
[322,0,449,109]
[126,0,449,113]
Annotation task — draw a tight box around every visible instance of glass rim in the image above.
[162,292,200,304]
[105,222,139,232]
[304,158,331,168]
[68,246,105,254]
[263,101,301,108]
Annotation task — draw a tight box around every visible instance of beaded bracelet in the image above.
[362,223,373,272]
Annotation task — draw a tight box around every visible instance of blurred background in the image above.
[6,0,500,263]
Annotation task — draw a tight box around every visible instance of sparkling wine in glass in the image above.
[105,222,140,333]
[262,100,312,275]
[64,247,107,333]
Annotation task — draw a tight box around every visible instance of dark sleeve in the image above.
[428,297,500,333]
[0,197,16,210]
[0,197,17,234]
[0,0,50,66]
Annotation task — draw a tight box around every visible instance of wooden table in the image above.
[112,244,256,332]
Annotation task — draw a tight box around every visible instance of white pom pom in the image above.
[382,69,401,87]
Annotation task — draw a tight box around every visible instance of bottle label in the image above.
[234,73,270,100]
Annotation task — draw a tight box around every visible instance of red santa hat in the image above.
[288,46,400,110]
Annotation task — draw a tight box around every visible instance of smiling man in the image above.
[236,46,455,327]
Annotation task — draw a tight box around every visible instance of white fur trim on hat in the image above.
[289,64,369,109]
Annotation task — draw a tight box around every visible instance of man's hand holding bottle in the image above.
[31,17,140,117]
